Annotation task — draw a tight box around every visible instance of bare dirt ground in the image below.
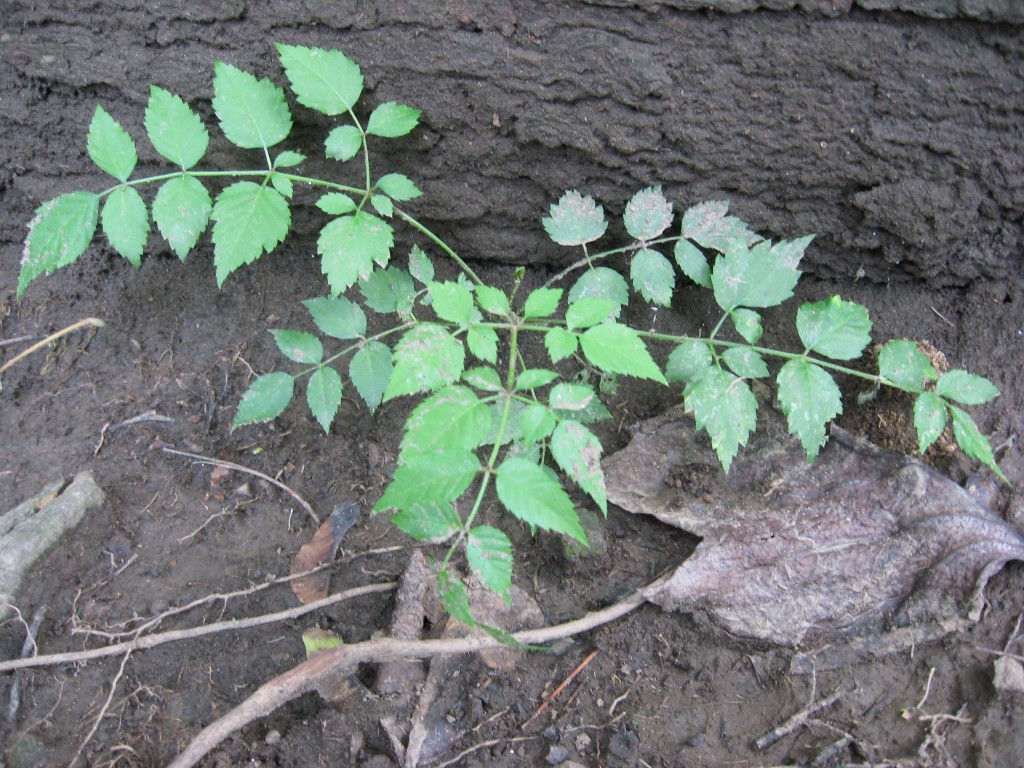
[2,3,1023,767]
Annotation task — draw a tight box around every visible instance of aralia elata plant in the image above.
[17,44,1005,623]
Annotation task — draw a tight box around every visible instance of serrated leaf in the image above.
[549,382,596,411]
[665,340,713,383]
[496,458,587,543]
[276,43,363,116]
[385,323,465,399]
[212,181,290,286]
[391,500,463,542]
[935,370,1000,406]
[362,268,415,316]
[366,102,421,138]
[316,193,356,215]
[542,190,608,246]
[776,359,842,462]
[87,106,137,182]
[463,366,502,392]
[212,61,291,149]
[568,267,629,310]
[271,172,294,199]
[711,239,802,312]
[271,329,323,363]
[467,526,514,598]
[439,571,474,626]
[307,366,342,433]
[19,192,100,296]
[624,186,673,241]
[318,211,394,295]
[523,287,563,319]
[681,200,762,252]
[913,391,948,453]
[474,285,510,317]
[370,194,394,218]
[551,421,606,513]
[796,296,872,360]
[879,340,937,393]
[489,398,527,446]
[566,297,618,331]
[520,404,557,444]
[233,371,294,427]
[730,308,763,344]
[552,395,612,425]
[376,450,480,512]
[429,281,474,324]
[721,347,768,379]
[684,367,758,472]
[545,327,578,363]
[376,173,422,201]
[467,325,498,365]
[408,245,434,284]
[949,405,1005,481]
[325,125,363,162]
[580,323,666,384]
[273,150,305,168]
[303,295,366,339]
[516,369,559,391]
[400,385,492,456]
[152,175,212,260]
[674,238,711,288]
[145,86,209,170]
[101,185,149,267]
[630,248,675,306]
[350,340,391,413]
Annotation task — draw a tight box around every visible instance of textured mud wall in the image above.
[2,1,1022,289]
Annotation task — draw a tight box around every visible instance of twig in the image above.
[66,650,131,768]
[0,317,105,377]
[7,605,46,721]
[522,649,598,730]
[167,572,670,768]
[434,735,537,768]
[161,447,319,525]
[0,582,395,674]
[755,683,842,750]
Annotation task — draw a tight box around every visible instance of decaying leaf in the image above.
[290,502,360,604]
[603,406,1024,658]
[993,655,1024,693]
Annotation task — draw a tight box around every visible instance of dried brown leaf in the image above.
[290,502,359,604]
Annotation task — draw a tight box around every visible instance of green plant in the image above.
[17,44,1005,622]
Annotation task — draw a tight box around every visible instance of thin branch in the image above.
[66,650,131,768]
[0,317,105,377]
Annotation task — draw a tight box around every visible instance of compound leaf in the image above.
[19,192,100,296]
[375,450,480,512]
[683,366,757,472]
[233,371,294,428]
[376,172,422,201]
[466,526,514,599]
[303,295,366,339]
[152,175,212,259]
[522,287,563,319]
[721,347,769,379]
[307,365,342,433]
[630,248,675,307]
[400,385,492,456]
[385,323,465,400]
[913,391,948,454]
[87,106,137,182]
[949,405,1005,481]
[674,238,712,288]
[542,190,607,247]
[325,125,363,162]
[276,43,363,116]
[145,86,209,170]
[271,329,322,364]
[796,296,872,360]
[429,281,474,324]
[545,327,578,363]
[391,500,463,542]
[730,308,763,344]
[212,61,292,149]
[101,185,149,267]
[665,340,713,384]
[776,359,842,462]
[551,420,607,513]
[624,186,673,241]
[212,181,290,286]
[935,370,1000,406]
[681,200,762,252]
[580,323,666,384]
[879,340,937,393]
[496,458,587,544]
[350,340,392,413]
[467,325,498,365]
[711,239,802,311]
[318,211,394,295]
[366,102,421,138]
[568,267,629,313]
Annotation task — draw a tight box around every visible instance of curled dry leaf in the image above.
[290,502,360,604]
[603,406,1024,660]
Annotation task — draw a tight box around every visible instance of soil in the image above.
[2,2,1024,767]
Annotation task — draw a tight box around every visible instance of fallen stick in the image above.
[168,571,670,768]
[0,317,105,378]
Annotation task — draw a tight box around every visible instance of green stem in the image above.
[395,208,483,286]
[103,169,367,198]
[288,321,414,380]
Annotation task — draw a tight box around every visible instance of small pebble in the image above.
[546,745,569,765]
[264,729,281,745]
[686,733,705,748]
[542,725,559,743]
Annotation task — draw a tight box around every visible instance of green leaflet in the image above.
[721,347,768,379]
[462,366,503,392]
[307,365,343,433]
[212,181,291,286]
[366,102,421,138]
[400,385,492,456]
[429,281,475,324]
[520,404,558,444]
[630,248,675,307]
[271,329,323,364]
[542,190,608,247]
[935,370,1000,405]
[466,526,514,599]
[385,323,465,400]
[549,382,596,412]
[370,194,393,217]
[544,327,578,363]
[796,296,872,360]
[145,86,209,170]
[579,323,666,384]
[375,450,481,513]
[318,211,395,295]
[551,420,607,514]
[19,192,100,297]
[568,267,629,313]
[623,186,673,241]
[349,340,392,413]
[467,325,498,365]
[515,369,559,391]
[522,287,563,319]
[152,175,212,260]
[776,359,842,462]
[274,151,305,168]
[711,238,803,312]
[303,295,367,340]
[325,125,363,162]
[495,458,587,544]
[565,298,618,331]
[391,500,463,542]
[913,391,947,453]
[681,200,762,252]
[879,340,937,393]
[665,340,713,383]
[474,285,510,317]
[87,106,137,182]
[276,43,363,116]
[101,185,149,267]
[361,267,414,314]
[408,245,434,284]
[376,173,422,201]
[233,371,294,428]
[271,173,294,199]
[949,405,1006,482]
[212,61,292,150]
[315,193,356,216]
[684,366,758,472]
[674,238,711,288]
[730,308,763,344]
